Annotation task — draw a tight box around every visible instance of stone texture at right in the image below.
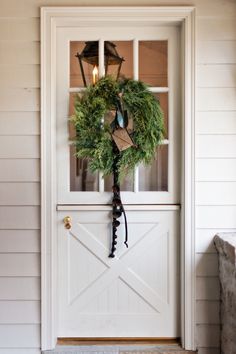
[214,233,236,354]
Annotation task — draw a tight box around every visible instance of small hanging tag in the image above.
[112,128,134,151]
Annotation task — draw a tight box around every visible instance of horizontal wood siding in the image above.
[0,159,40,181]
[0,183,40,205]
[0,88,40,111]
[196,135,236,158]
[0,301,40,324]
[0,0,235,352]
[197,65,236,88]
[0,136,40,158]
[196,182,236,205]
[0,325,40,347]
[0,254,40,277]
[0,112,40,135]
[0,16,40,348]
[0,42,40,65]
[196,301,220,324]
[1,0,236,17]
[196,325,220,348]
[197,18,236,40]
[0,350,41,354]
[0,18,39,41]
[196,41,236,64]
[196,112,236,134]
[196,277,220,301]
[195,3,236,352]
[196,206,236,229]
[196,88,236,111]
[0,230,40,252]
[0,278,40,300]
[0,66,40,88]
[0,206,40,229]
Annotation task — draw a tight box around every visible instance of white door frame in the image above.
[41,6,196,351]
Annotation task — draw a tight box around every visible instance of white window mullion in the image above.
[133,38,139,192]
[149,87,169,93]
[69,87,85,93]
[99,38,105,78]
[134,167,139,193]
[69,87,169,94]
[98,174,104,193]
[133,38,139,81]
[98,38,105,192]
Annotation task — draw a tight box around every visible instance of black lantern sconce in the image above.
[75,41,124,87]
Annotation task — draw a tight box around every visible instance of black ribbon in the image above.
[109,143,128,258]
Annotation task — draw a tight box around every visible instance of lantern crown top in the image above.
[76,41,124,66]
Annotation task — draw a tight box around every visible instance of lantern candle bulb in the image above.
[92,65,98,85]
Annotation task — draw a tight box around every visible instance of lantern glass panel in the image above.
[69,93,99,191]
[70,41,99,87]
[105,41,133,80]
[139,40,168,87]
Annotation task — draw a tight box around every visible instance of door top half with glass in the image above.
[56,26,180,205]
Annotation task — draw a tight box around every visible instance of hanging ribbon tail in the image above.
[122,206,128,248]
[109,183,120,258]
[109,141,128,258]
[109,216,118,258]
[109,187,128,258]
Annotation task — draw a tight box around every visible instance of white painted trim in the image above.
[41,6,195,351]
[41,8,58,350]
[180,9,196,350]
[69,87,169,93]
[57,204,181,211]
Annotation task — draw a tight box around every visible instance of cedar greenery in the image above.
[70,76,165,181]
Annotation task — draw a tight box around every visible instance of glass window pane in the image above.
[139,145,168,191]
[139,41,168,87]
[69,93,99,191]
[105,41,133,80]
[153,92,168,139]
[104,174,134,192]
[70,41,99,87]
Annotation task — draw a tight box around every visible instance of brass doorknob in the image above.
[63,216,72,229]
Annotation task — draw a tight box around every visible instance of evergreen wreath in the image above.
[71,76,165,257]
[70,76,165,182]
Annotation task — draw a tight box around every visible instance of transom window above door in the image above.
[69,39,170,193]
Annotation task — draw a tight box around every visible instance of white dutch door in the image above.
[57,25,180,338]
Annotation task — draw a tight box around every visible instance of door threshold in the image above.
[57,338,180,346]
[43,340,198,354]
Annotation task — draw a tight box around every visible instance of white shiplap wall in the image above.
[0,5,41,354]
[195,7,236,354]
[0,1,235,353]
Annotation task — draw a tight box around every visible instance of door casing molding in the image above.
[41,6,196,351]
